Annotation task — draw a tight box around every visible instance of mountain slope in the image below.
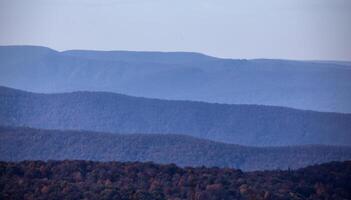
[0,86,350,146]
[1,126,351,171]
[1,45,351,112]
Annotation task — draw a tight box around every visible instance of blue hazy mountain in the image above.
[1,45,350,113]
[0,86,350,146]
[1,126,351,171]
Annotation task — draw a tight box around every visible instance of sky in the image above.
[0,0,350,60]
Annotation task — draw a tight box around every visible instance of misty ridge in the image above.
[1,45,351,113]
[1,85,350,147]
[1,126,351,171]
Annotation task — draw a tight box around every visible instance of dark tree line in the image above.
[1,160,350,200]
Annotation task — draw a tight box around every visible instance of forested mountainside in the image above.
[1,45,351,112]
[1,126,350,171]
[1,160,350,200]
[1,86,350,146]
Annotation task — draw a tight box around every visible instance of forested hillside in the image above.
[1,126,350,171]
[1,45,351,112]
[1,86,350,146]
[1,160,350,200]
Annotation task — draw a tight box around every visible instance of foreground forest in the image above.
[1,126,351,171]
[1,160,350,200]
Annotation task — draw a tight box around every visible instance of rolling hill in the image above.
[0,86,350,146]
[1,45,351,113]
[1,126,351,171]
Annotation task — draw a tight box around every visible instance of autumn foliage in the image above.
[1,160,350,200]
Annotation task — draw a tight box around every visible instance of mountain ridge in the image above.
[3,45,351,64]
[1,126,351,171]
[0,86,350,146]
[0,85,341,114]
[1,45,350,112]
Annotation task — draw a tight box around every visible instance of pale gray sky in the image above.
[0,0,350,60]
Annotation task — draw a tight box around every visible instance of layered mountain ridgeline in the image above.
[1,126,351,171]
[1,160,350,200]
[1,86,350,146]
[1,45,351,112]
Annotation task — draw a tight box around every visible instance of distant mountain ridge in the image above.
[1,126,351,171]
[1,45,350,112]
[62,49,218,64]
[0,86,350,146]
